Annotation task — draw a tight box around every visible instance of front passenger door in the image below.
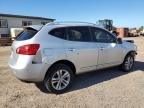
[91,27,124,68]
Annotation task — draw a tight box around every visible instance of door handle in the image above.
[68,48,76,51]
[100,47,105,50]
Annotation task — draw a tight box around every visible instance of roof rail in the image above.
[46,21,97,26]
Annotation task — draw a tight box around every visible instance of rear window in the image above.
[15,28,37,41]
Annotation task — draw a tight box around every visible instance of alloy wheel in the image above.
[51,69,70,90]
[125,56,134,70]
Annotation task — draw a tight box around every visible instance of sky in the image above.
[0,0,144,27]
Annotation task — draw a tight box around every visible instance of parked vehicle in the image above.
[140,30,144,36]
[128,29,140,37]
[10,28,24,40]
[8,22,137,94]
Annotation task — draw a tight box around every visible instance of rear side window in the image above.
[67,27,91,42]
[49,28,66,39]
[16,28,37,41]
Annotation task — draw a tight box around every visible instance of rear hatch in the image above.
[10,25,43,66]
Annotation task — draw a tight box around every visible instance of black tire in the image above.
[44,64,74,94]
[121,54,135,72]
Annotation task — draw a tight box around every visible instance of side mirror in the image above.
[117,38,123,44]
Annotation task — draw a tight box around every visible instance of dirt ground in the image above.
[0,37,144,108]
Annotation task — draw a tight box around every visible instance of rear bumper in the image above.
[8,59,48,82]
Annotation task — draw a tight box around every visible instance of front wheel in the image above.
[121,54,135,72]
[44,64,74,94]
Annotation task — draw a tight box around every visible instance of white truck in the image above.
[140,29,144,36]
[10,28,23,40]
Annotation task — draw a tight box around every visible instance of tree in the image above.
[139,26,144,31]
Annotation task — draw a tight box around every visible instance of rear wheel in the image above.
[121,54,134,72]
[44,64,74,94]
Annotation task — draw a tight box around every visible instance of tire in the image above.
[44,64,74,94]
[121,54,135,72]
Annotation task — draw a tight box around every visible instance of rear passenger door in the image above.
[65,26,99,73]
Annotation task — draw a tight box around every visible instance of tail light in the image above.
[16,44,40,55]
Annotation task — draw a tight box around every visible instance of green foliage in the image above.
[139,26,144,31]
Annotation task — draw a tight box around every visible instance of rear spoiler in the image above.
[24,25,43,31]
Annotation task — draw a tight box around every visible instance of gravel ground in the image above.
[0,37,144,108]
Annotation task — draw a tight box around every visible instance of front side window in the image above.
[91,27,116,43]
[22,21,32,26]
[67,27,91,42]
[49,27,66,39]
[0,19,8,28]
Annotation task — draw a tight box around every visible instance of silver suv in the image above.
[8,22,137,94]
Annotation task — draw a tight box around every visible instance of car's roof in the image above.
[25,22,105,31]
